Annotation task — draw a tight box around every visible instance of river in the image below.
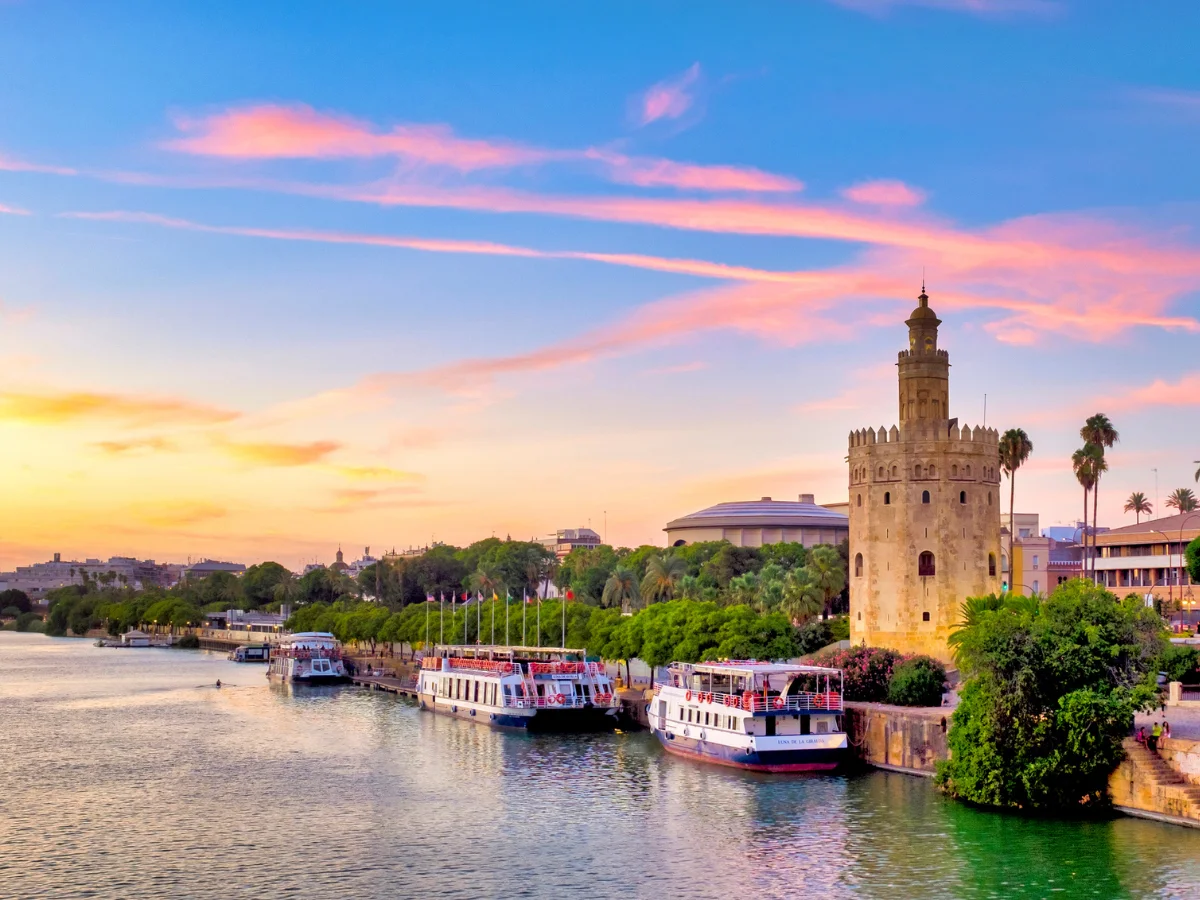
[2,632,1199,899]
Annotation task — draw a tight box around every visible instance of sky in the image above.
[1,0,1198,570]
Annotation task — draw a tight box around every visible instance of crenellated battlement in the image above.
[847,422,999,449]
[897,348,949,363]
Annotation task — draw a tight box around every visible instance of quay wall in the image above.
[844,702,950,776]
[1109,738,1200,827]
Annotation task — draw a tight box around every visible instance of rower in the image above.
[215,679,222,688]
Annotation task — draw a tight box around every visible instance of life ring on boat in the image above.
[502,663,513,674]
[699,730,706,741]
[723,695,731,706]
[555,693,565,705]
[773,697,785,710]
[685,691,692,701]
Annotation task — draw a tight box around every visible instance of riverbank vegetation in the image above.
[807,646,947,707]
[287,597,849,669]
[936,580,1165,812]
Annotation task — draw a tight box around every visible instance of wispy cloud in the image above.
[220,439,342,467]
[1102,371,1200,411]
[1126,86,1200,116]
[331,464,424,482]
[638,63,702,126]
[0,202,30,215]
[0,390,237,426]
[829,0,1059,15]
[164,104,553,171]
[158,103,796,195]
[93,437,178,455]
[644,361,708,376]
[128,500,228,528]
[841,179,926,207]
[0,153,77,176]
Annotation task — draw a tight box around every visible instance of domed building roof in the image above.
[664,494,849,548]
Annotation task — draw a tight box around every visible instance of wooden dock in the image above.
[352,674,421,699]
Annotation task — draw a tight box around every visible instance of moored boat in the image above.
[417,645,619,732]
[649,660,847,772]
[266,632,349,684]
[229,643,271,663]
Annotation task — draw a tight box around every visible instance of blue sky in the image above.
[0,0,1197,567]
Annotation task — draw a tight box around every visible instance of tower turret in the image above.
[897,286,949,425]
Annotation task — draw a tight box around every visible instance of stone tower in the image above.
[848,288,1001,662]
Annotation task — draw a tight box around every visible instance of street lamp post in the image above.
[1174,513,1200,629]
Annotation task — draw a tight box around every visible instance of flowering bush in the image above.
[813,646,902,702]
[887,656,947,707]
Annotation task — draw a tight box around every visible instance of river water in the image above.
[2,633,1200,899]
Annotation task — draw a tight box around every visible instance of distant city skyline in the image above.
[1,1,1198,566]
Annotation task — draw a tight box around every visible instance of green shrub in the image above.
[887,656,947,706]
[1,605,20,618]
[175,634,200,649]
[14,611,42,632]
[1158,644,1200,683]
[795,619,833,655]
[828,616,850,642]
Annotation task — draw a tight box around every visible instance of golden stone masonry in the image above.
[848,288,1002,661]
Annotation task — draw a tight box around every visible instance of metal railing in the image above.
[1181,685,1200,702]
[664,688,843,713]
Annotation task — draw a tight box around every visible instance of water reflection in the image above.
[2,632,1200,899]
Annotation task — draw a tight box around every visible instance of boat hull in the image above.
[268,673,351,685]
[653,728,844,773]
[420,695,618,733]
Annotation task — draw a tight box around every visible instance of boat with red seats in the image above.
[266,632,350,684]
[649,660,847,772]
[417,645,619,732]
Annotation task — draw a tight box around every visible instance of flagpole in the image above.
[562,594,566,649]
[537,599,541,648]
[491,595,495,646]
[476,592,481,643]
[505,592,510,646]
[439,592,444,646]
[464,592,468,645]
[523,590,527,646]
[425,595,430,649]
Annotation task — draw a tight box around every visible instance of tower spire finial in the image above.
[919,267,928,306]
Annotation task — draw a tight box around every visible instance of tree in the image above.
[1080,414,1119,578]
[601,566,641,613]
[806,545,847,617]
[999,428,1034,579]
[640,555,687,605]
[1186,536,1200,585]
[1072,444,1102,580]
[780,568,823,624]
[936,579,1163,812]
[1123,491,1153,524]
[0,589,31,614]
[407,544,468,597]
[1166,488,1199,514]
[241,561,290,608]
[273,571,301,608]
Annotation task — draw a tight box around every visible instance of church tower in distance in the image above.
[847,287,1002,662]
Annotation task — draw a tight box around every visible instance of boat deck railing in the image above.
[654,687,843,713]
[502,692,617,710]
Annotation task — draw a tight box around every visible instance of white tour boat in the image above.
[417,645,619,732]
[229,643,271,663]
[649,660,847,772]
[266,632,350,684]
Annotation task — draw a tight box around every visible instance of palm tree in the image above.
[640,555,687,605]
[1080,414,1119,578]
[727,571,760,608]
[1124,491,1153,524]
[807,545,847,618]
[273,572,301,608]
[999,427,1034,580]
[601,566,641,613]
[1195,460,1200,484]
[781,568,823,624]
[1166,488,1199,514]
[1072,445,1101,579]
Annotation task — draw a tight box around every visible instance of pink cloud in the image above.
[588,149,802,193]
[0,153,77,176]
[1128,87,1200,116]
[1103,372,1200,411]
[0,203,30,215]
[164,104,552,171]
[841,179,926,207]
[830,0,1058,15]
[639,63,702,125]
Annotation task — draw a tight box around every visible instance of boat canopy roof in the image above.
[432,645,588,658]
[670,661,842,677]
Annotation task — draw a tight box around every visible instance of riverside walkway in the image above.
[352,673,420,699]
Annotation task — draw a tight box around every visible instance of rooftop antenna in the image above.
[983,393,987,428]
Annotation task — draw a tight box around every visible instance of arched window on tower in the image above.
[922,490,931,504]
[854,553,863,577]
[965,464,972,478]
[914,465,922,479]
[988,553,997,576]
[878,466,884,479]
[988,492,992,506]
[931,399,939,418]
[960,490,966,504]
[919,551,936,576]
[884,491,891,505]
[857,494,862,507]
[891,465,899,478]
[952,464,958,477]
[929,464,937,478]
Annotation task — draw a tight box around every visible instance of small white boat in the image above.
[266,633,349,684]
[417,646,619,732]
[649,660,847,772]
[229,643,271,663]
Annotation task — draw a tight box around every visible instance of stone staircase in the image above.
[1120,739,1200,819]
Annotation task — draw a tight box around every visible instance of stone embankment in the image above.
[1111,738,1200,827]
[844,702,949,775]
